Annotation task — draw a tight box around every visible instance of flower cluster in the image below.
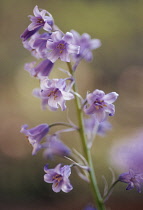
[20,5,121,210]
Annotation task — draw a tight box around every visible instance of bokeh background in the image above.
[1,0,143,209]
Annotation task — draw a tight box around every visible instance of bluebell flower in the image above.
[84,89,119,122]
[22,32,42,59]
[20,124,49,155]
[71,30,101,70]
[21,5,54,41]
[43,134,71,159]
[119,169,143,193]
[33,77,74,111]
[46,31,80,63]
[24,59,54,78]
[44,164,73,193]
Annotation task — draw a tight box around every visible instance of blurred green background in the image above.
[1,0,143,209]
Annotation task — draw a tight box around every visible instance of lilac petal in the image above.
[58,98,66,111]
[52,181,62,192]
[33,5,40,17]
[36,59,54,77]
[20,27,40,41]
[89,39,101,50]
[48,97,59,109]
[54,164,62,174]
[96,110,106,122]
[62,165,71,177]
[61,180,73,193]
[32,143,42,155]
[51,31,63,42]
[25,124,49,136]
[67,44,80,54]
[28,22,42,31]
[44,172,55,183]
[85,51,93,62]
[105,104,115,116]
[92,89,105,98]
[60,51,70,62]
[84,104,96,115]
[63,32,73,44]
[82,33,91,40]
[43,22,52,31]
[32,88,41,98]
[71,30,80,42]
[62,91,74,100]
[103,92,119,104]
[47,50,60,63]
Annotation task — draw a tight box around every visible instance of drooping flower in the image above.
[20,124,49,155]
[22,32,42,59]
[33,77,74,111]
[21,5,54,41]
[71,30,101,70]
[84,89,119,122]
[24,59,54,78]
[44,164,73,193]
[46,31,80,63]
[43,134,71,159]
[84,115,112,147]
[119,169,143,193]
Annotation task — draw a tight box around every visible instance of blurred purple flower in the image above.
[24,59,54,78]
[110,131,143,174]
[84,115,112,147]
[21,5,54,41]
[33,77,74,111]
[46,31,80,62]
[119,169,143,193]
[83,204,97,210]
[44,164,73,193]
[71,30,101,70]
[20,124,49,155]
[84,89,118,122]
[43,135,71,159]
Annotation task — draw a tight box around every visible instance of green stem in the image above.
[49,122,78,129]
[67,62,106,210]
[103,180,119,202]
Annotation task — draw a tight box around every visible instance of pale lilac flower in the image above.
[43,135,71,159]
[33,77,74,111]
[71,30,101,70]
[44,164,73,193]
[84,89,119,122]
[21,5,54,41]
[119,169,143,193]
[24,59,54,78]
[20,124,49,155]
[46,31,80,63]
